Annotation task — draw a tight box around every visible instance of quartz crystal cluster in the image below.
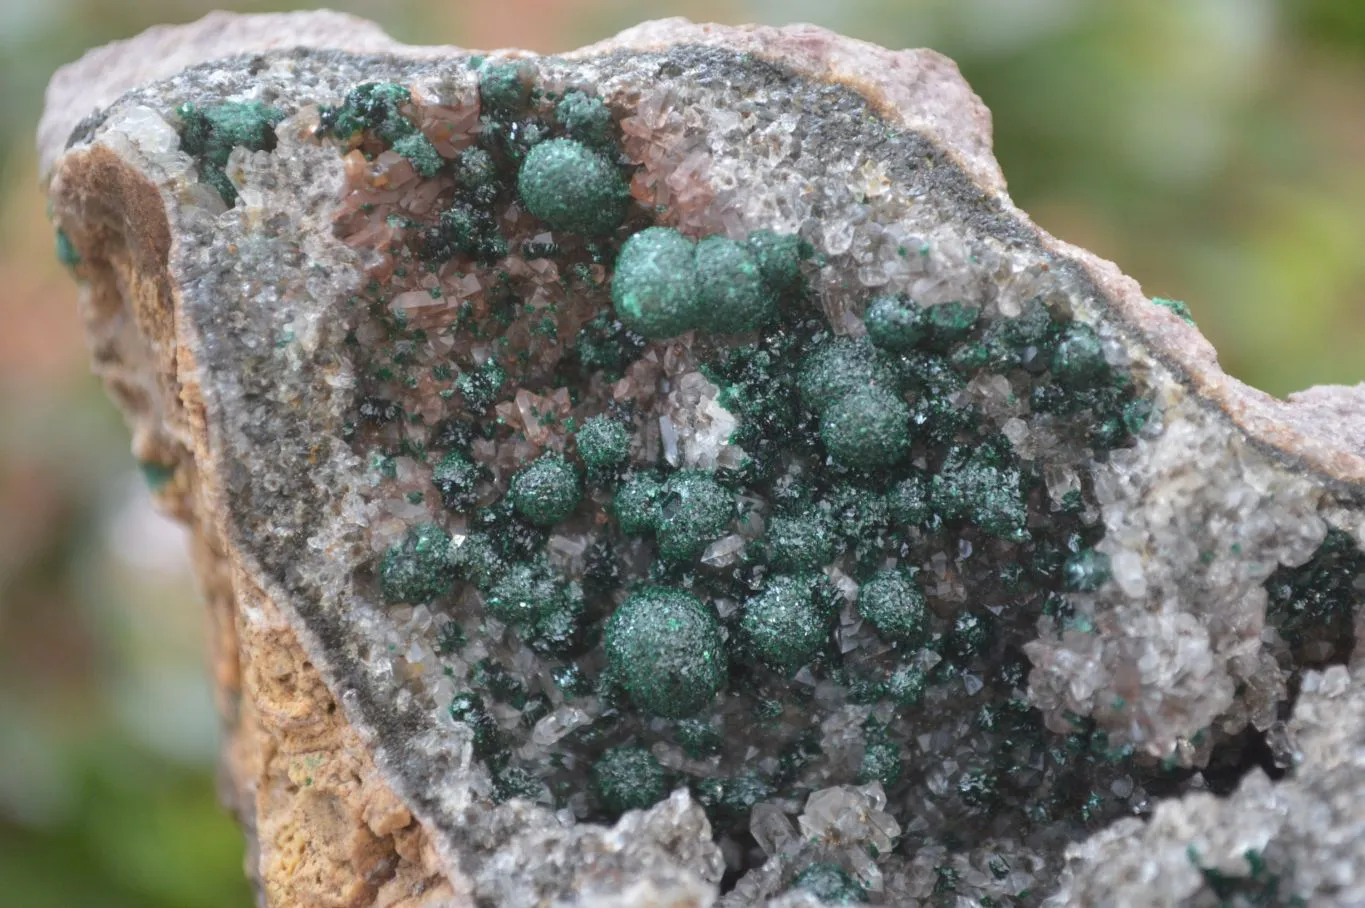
[41,12,1365,907]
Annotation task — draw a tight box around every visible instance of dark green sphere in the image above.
[613,472,664,535]
[517,138,628,236]
[431,451,483,511]
[820,386,912,471]
[797,337,898,415]
[604,586,727,718]
[740,574,835,674]
[378,523,454,605]
[593,746,669,815]
[694,235,776,334]
[864,294,924,352]
[509,452,581,526]
[857,569,928,646]
[611,227,700,338]
[575,415,631,476]
[765,514,835,572]
[656,471,734,562]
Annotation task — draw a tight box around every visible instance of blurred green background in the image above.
[1,1,1362,905]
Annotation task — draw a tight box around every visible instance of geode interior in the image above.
[43,14,1365,907]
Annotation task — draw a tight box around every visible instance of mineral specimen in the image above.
[41,10,1365,908]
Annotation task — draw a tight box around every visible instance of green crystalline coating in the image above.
[1064,548,1112,592]
[745,229,808,291]
[478,61,532,115]
[693,771,774,825]
[864,293,924,352]
[857,569,928,646]
[656,471,734,561]
[575,415,632,477]
[318,82,410,140]
[611,227,701,338]
[554,90,613,147]
[740,574,837,674]
[593,746,669,815]
[1152,296,1196,324]
[448,532,506,592]
[431,451,484,511]
[886,662,929,707]
[1051,322,1109,388]
[792,864,868,904]
[693,235,776,333]
[509,452,581,526]
[55,227,79,267]
[765,513,836,572]
[391,131,444,178]
[177,100,286,205]
[924,300,981,346]
[449,692,505,766]
[1266,527,1364,647]
[604,587,727,718]
[527,581,586,656]
[457,359,507,413]
[797,337,899,415]
[613,472,665,536]
[517,138,628,236]
[138,460,176,490]
[887,473,932,527]
[820,386,913,471]
[931,444,1029,542]
[379,523,454,604]
[859,724,903,787]
[456,146,498,188]
[483,559,565,626]
[675,718,723,758]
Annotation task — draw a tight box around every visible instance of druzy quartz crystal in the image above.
[41,11,1365,908]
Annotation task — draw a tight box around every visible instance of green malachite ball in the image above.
[604,587,727,718]
[517,138,628,236]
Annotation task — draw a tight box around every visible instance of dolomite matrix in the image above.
[40,12,1365,908]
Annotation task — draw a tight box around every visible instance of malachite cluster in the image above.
[611,226,807,338]
[175,100,285,204]
[324,53,1165,877]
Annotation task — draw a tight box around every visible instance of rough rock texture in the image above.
[40,12,1365,908]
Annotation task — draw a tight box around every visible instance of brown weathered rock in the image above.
[41,11,1365,908]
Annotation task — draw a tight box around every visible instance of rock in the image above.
[40,10,1365,908]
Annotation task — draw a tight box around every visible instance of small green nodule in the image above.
[857,569,928,647]
[593,746,668,815]
[864,293,923,352]
[656,471,734,562]
[379,522,454,604]
[575,415,632,478]
[509,452,581,526]
[740,574,836,674]
[55,227,80,267]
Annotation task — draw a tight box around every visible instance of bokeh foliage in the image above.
[1,1,1361,904]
